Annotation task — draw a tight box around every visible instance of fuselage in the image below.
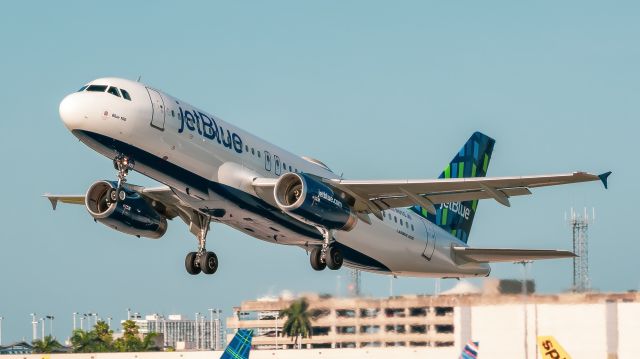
[59,77,490,277]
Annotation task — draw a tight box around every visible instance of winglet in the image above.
[598,171,611,189]
[43,194,58,210]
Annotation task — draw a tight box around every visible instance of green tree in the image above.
[70,329,96,353]
[112,319,160,352]
[279,298,313,348]
[32,335,63,353]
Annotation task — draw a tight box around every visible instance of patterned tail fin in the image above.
[220,329,253,359]
[412,132,495,243]
[460,340,479,359]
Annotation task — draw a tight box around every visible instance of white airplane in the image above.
[45,77,610,277]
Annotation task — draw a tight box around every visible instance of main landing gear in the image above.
[185,212,218,275]
[109,153,135,202]
[310,228,343,271]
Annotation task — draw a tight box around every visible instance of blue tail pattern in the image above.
[411,132,495,243]
[221,329,253,359]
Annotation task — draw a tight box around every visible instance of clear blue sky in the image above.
[0,0,637,344]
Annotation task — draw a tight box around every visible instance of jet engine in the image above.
[85,181,167,239]
[274,173,357,231]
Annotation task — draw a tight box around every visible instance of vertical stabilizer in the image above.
[459,340,479,359]
[221,329,253,359]
[412,132,495,243]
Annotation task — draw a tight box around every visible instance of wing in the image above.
[452,247,575,263]
[44,184,203,234]
[253,171,611,218]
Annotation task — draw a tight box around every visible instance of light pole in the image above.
[195,312,200,350]
[40,317,45,340]
[0,316,4,345]
[46,315,55,338]
[73,312,78,331]
[107,317,112,328]
[516,260,533,359]
[30,313,37,341]
[127,308,131,320]
[275,312,279,351]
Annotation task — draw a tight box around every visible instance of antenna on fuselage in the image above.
[136,75,142,82]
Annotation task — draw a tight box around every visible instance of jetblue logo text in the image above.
[440,202,471,220]
[178,107,243,154]
[315,191,343,208]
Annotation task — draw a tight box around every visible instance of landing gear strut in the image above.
[185,212,218,275]
[310,228,343,271]
[109,153,135,202]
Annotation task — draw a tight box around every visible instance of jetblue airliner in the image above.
[46,77,610,277]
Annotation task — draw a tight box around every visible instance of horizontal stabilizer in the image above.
[452,247,576,263]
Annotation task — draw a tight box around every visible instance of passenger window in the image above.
[107,86,121,97]
[289,165,292,172]
[411,224,414,231]
[171,110,175,117]
[245,145,249,152]
[251,148,255,155]
[400,219,403,225]
[394,216,397,223]
[86,85,108,92]
[283,162,287,170]
[258,151,261,158]
[78,85,88,92]
[121,89,132,101]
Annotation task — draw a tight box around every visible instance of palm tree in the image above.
[32,335,63,353]
[70,329,95,353]
[279,298,313,348]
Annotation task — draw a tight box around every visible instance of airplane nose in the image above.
[59,93,82,130]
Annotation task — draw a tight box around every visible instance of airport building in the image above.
[127,313,223,350]
[226,280,640,358]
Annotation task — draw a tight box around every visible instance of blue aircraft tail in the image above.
[220,329,253,359]
[459,340,479,359]
[411,132,495,243]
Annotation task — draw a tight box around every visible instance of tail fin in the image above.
[459,340,479,359]
[537,336,572,359]
[220,329,253,359]
[412,132,495,243]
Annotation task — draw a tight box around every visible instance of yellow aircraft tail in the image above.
[537,336,572,359]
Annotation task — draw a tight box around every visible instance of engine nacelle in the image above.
[274,173,357,231]
[85,181,167,239]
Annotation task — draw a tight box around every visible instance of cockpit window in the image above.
[78,85,88,92]
[107,86,121,97]
[86,85,108,92]
[121,89,132,101]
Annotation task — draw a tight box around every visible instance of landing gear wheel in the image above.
[117,189,126,201]
[199,251,218,275]
[185,252,201,275]
[310,247,326,271]
[325,246,343,270]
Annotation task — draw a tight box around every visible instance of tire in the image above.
[325,246,343,270]
[199,251,218,275]
[310,247,326,271]
[185,252,201,275]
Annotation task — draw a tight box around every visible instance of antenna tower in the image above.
[567,208,593,292]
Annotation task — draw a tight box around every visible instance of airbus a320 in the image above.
[46,78,610,278]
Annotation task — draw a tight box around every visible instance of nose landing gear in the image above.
[109,153,135,202]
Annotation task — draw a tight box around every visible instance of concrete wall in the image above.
[1,347,458,359]
[618,302,640,359]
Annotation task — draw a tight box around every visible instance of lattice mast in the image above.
[567,208,593,292]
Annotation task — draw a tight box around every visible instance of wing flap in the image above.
[452,247,576,263]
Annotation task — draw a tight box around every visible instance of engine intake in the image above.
[274,173,357,231]
[85,181,167,239]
